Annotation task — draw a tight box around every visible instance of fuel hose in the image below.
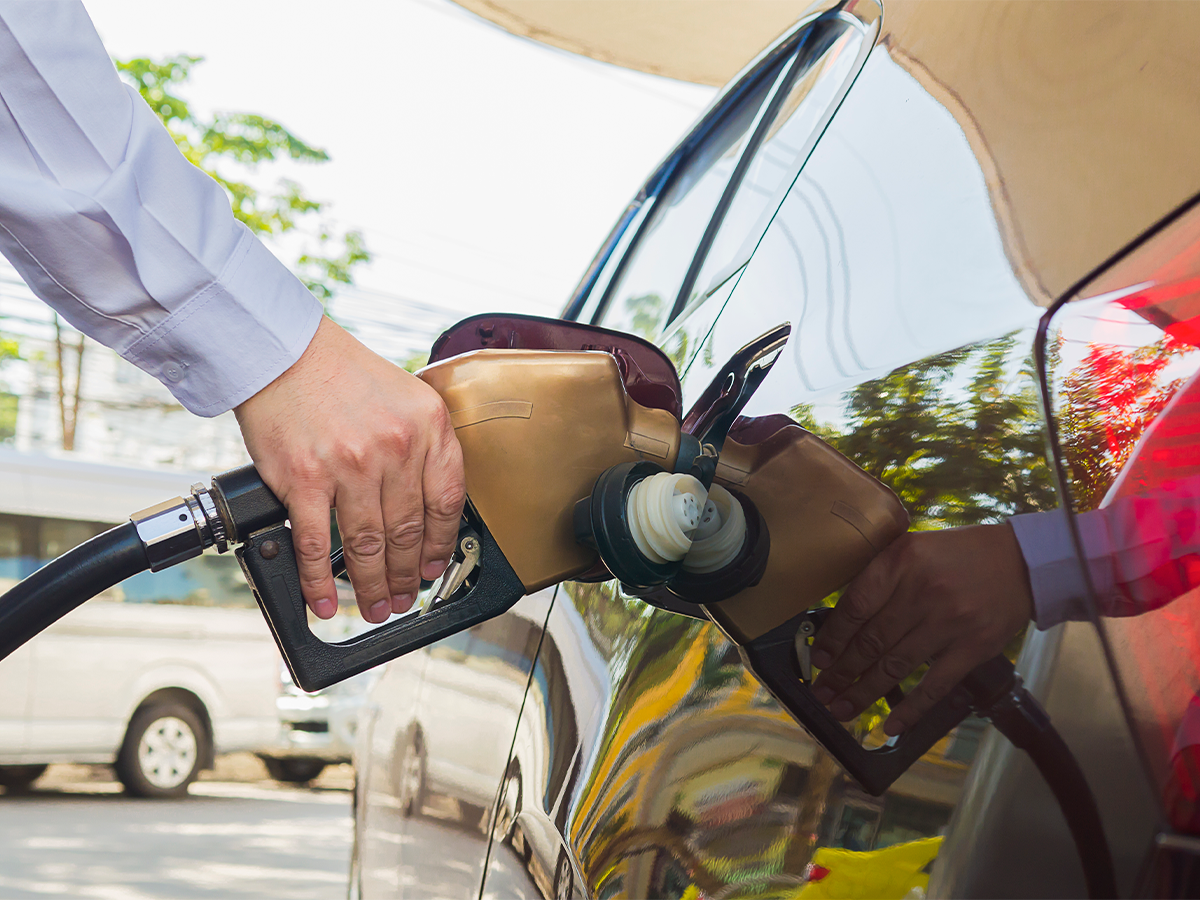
[0,522,149,663]
[966,661,1118,900]
[0,474,255,665]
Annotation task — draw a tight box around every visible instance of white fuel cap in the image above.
[626,472,708,564]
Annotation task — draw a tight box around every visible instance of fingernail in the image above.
[812,686,835,705]
[883,716,906,737]
[392,593,415,614]
[369,599,390,622]
[313,597,337,619]
[830,699,854,720]
[811,649,832,669]
[422,559,449,581]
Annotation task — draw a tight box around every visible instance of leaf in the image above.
[113,53,370,303]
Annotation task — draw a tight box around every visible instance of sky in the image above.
[83,0,716,359]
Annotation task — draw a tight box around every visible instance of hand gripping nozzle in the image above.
[209,465,525,693]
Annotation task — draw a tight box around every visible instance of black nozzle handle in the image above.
[210,465,288,543]
[236,517,526,692]
[739,612,976,796]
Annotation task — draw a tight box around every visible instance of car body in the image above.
[353,1,1200,896]
[0,450,281,797]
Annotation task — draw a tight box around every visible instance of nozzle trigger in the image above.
[793,607,830,683]
[796,618,816,683]
[427,530,482,610]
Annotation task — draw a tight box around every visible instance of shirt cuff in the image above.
[1009,508,1108,629]
[120,228,323,417]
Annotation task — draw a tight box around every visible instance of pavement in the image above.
[0,754,353,900]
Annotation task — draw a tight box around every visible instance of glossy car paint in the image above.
[353,1,1200,896]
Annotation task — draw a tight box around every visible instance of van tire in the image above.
[261,756,327,784]
[396,729,427,818]
[116,701,206,798]
[0,764,47,793]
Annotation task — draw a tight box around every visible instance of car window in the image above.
[1041,199,1200,835]
[589,62,784,341]
[0,513,108,586]
[672,14,870,324]
[120,553,256,608]
[589,7,876,346]
[673,46,1044,412]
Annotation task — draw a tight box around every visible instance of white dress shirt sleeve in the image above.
[1010,476,1200,629]
[0,1,323,416]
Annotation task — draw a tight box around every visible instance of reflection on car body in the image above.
[354,0,1200,897]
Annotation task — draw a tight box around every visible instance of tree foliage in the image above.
[115,54,369,299]
[0,336,18,442]
[1053,332,1190,510]
[798,335,1057,528]
[1,54,373,451]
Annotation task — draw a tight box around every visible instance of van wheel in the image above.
[116,702,205,798]
[261,756,327,784]
[396,730,427,818]
[0,764,47,793]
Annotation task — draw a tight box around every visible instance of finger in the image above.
[809,540,906,674]
[420,427,465,583]
[381,460,426,615]
[336,476,392,624]
[288,491,338,620]
[883,646,983,736]
[825,626,935,722]
[811,571,924,701]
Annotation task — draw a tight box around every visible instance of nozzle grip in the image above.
[236,520,526,692]
[739,614,974,796]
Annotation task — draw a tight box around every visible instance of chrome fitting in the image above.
[130,497,207,572]
[130,483,232,572]
[190,482,229,554]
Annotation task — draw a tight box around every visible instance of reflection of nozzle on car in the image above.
[623,472,750,574]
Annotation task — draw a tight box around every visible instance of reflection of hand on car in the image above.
[808,524,1034,737]
[811,478,1200,737]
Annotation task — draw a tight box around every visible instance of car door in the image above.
[482,4,1158,898]
[1037,199,1200,898]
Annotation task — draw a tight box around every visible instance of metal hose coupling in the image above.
[130,483,230,572]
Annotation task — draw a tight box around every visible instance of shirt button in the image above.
[162,362,185,383]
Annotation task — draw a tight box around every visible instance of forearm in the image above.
[0,1,321,415]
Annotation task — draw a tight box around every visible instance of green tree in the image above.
[799,335,1056,529]
[115,54,368,296]
[0,336,19,442]
[26,54,371,451]
[1054,332,1190,510]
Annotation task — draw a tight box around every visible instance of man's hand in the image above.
[808,524,1034,736]
[235,317,465,624]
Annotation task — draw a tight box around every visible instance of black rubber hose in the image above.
[991,689,1118,900]
[0,522,149,663]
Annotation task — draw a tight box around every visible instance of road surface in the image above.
[0,760,352,900]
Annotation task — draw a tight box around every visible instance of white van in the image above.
[0,449,280,797]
